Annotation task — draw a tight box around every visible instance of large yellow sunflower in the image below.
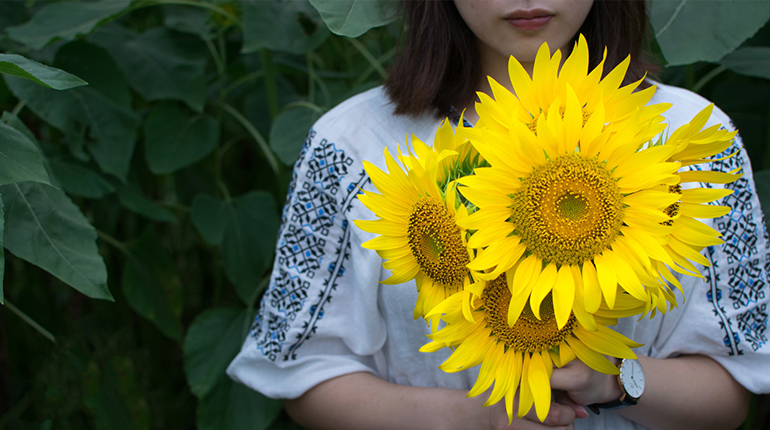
[420,274,645,423]
[354,120,483,329]
[458,89,687,324]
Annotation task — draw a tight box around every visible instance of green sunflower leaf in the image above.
[116,186,178,224]
[4,41,138,181]
[49,159,115,199]
[242,0,329,54]
[0,182,111,300]
[143,103,220,174]
[84,357,150,430]
[6,0,131,50]
[269,106,321,165]
[197,372,283,430]
[189,192,279,304]
[649,0,770,65]
[89,25,207,112]
[222,192,279,304]
[183,307,250,398]
[191,194,230,246]
[185,308,282,430]
[0,54,87,90]
[121,226,183,341]
[308,0,399,37]
[0,121,50,186]
[720,47,770,80]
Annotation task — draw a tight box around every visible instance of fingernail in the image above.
[575,406,589,419]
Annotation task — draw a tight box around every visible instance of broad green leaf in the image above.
[49,159,115,199]
[189,192,279,303]
[4,42,138,180]
[269,106,321,165]
[0,195,4,304]
[164,5,215,40]
[242,0,330,54]
[223,192,280,304]
[0,182,111,300]
[90,25,207,112]
[191,194,230,246]
[6,0,131,50]
[308,0,399,37]
[0,54,87,90]
[55,40,131,107]
[2,111,39,147]
[184,307,249,398]
[720,47,770,80]
[0,1,26,34]
[144,103,220,174]
[650,0,770,66]
[116,186,178,224]
[84,357,150,430]
[122,226,184,341]
[0,121,50,186]
[197,369,283,430]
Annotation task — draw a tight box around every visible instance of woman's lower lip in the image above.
[506,15,553,31]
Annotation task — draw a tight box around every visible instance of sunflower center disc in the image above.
[511,154,624,266]
[407,197,469,286]
[482,275,576,353]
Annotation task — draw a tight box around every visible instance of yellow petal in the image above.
[517,353,535,418]
[593,254,617,309]
[553,265,575,329]
[566,337,619,375]
[528,351,553,422]
[530,263,557,319]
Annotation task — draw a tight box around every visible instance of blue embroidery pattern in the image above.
[251,130,367,361]
[703,130,769,355]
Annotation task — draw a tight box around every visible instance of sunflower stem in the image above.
[260,49,280,119]
[4,300,55,343]
[691,66,726,94]
[221,103,280,177]
[348,38,388,80]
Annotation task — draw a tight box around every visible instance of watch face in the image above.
[620,359,645,399]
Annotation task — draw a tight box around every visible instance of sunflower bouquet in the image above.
[354,35,740,423]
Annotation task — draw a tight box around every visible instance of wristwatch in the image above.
[587,358,645,415]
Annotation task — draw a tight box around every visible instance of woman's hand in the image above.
[550,357,622,406]
[286,372,585,430]
[470,387,586,430]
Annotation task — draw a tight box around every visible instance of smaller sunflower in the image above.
[476,34,669,140]
[355,121,483,329]
[420,273,644,423]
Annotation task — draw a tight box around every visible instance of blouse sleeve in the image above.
[649,107,770,394]
[226,124,386,399]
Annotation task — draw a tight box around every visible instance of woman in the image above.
[228,1,769,428]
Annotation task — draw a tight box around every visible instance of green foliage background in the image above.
[0,1,768,429]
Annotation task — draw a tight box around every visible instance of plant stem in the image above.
[260,49,280,119]
[4,301,55,343]
[221,103,280,176]
[307,54,316,105]
[282,101,325,115]
[692,65,727,94]
[10,101,25,116]
[348,38,388,80]
[134,0,240,27]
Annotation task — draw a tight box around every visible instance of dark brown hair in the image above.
[385,0,658,118]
